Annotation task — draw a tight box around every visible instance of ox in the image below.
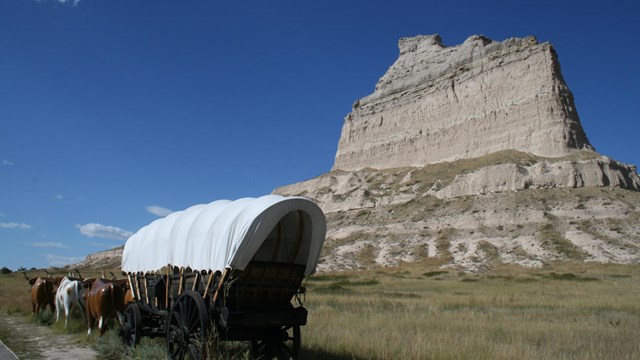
[84,278,128,336]
[24,273,62,314]
[55,276,86,327]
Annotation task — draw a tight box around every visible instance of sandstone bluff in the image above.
[76,34,640,273]
[275,34,640,272]
[333,34,593,171]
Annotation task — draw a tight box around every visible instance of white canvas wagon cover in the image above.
[121,195,326,275]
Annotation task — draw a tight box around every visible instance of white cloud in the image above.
[45,254,83,267]
[0,222,32,230]
[36,0,82,6]
[146,205,173,217]
[32,242,68,249]
[1,160,13,166]
[76,223,133,241]
[55,194,64,200]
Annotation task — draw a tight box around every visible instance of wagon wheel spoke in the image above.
[186,305,199,332]
[188,319,201,333]
[170,345,181,359]
[278,342,294,357]
[167,290,209,360]
[169,323,182,333]
[120,303,142,347]
[188,343,200,359]
[177,301,188,328]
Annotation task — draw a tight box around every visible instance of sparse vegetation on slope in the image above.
[317,185,640,272]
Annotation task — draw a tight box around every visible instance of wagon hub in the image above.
[169,327,188,348]
[118,324,131,339]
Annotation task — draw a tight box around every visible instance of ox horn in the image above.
[101,271,106,279]
[109,272,117,280]
[45,270,53,278]
[75,268,83,280]
[23,271,29,281]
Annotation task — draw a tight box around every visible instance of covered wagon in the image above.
[119,195,326,359]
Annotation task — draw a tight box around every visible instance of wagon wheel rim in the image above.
[121,303,142,347]
[167,290,209,360]
[251,325,301,360]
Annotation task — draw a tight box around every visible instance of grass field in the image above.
[1,262,639,359]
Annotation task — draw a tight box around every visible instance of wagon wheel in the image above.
[120,303,142,347]
[251,325,301,360]
[166,290,209,360]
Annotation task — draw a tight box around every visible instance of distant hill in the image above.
[68,246,122,270]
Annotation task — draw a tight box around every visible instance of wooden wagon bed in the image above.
[119,195,326,359]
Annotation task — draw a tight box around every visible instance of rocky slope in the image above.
[276,34,640,272]
[276,151,640,272]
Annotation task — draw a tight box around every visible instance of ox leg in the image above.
[55,296,61,323]
[87,306,94,336]
[87,316,93,336]
[98,316,105,336]
[77,300,86,322]
[80,302,86,321]
[116,311,124,327]
[64,303,71,328]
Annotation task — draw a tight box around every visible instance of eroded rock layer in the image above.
[333,35,593,171]
[275,152,640,272]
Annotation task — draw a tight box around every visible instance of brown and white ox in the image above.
[55,276,86,327]
[83,278,128,336]
[25,274,62,314]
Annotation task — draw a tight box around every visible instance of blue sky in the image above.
[1,0,638,270]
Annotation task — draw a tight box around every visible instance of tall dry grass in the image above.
[1,263,639,359]
[301,262,640,360]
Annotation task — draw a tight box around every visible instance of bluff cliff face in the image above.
[276,34,640,272]
[333,35,592,171]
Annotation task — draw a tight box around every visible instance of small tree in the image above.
[1,266,12,275]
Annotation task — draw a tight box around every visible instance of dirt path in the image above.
[0,315,97,360]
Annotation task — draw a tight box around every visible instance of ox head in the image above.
[23,272,39,286]
[24,274,56,288]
